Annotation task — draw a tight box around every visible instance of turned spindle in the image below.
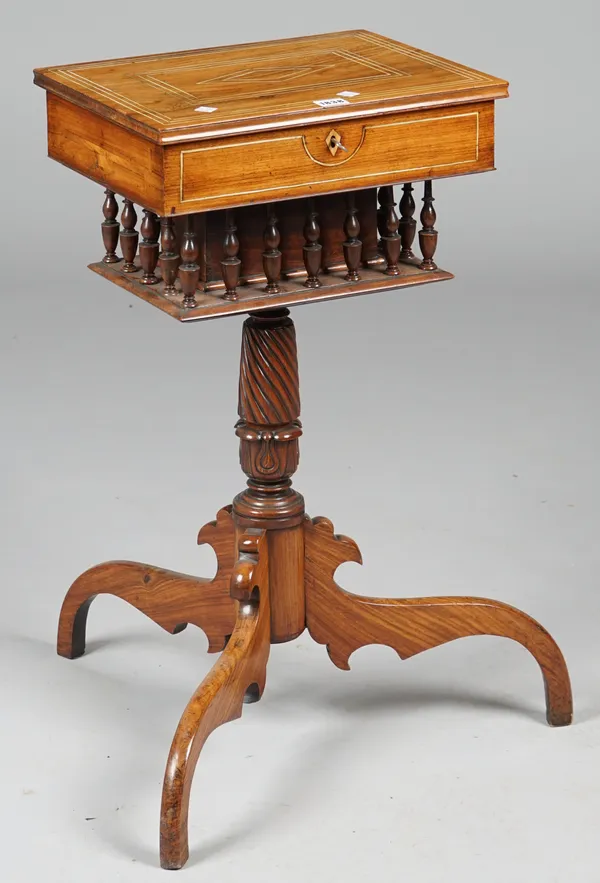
[262,208,282,294]
[376,186,387,254]
[379,186,401,276]
[419,180,438,271]
[303,205,322,289]
[120,199,139,273]
[221,210,241,300]
[399,183,417,261]
[343,194,362,282]
[179,216,200,309]
[159,217,179,296]
[101,189,120,264]
[139,210,160,284]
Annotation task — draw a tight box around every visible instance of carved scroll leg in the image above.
[58,507,237,659]
[160,529,270,870]
[305,517,573,728]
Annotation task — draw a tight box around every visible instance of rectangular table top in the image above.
[34,30,508,144]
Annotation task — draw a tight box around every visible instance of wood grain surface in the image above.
[160,530,270,870]
[35,32,504,218]
[57,507,236,658]
[89,258,453,321]
[44,89,494,215]
[267,525,305,642]
[34,31,508,144]
[46,94,164,213]
[305,516,573,727]
[166,101,494,212]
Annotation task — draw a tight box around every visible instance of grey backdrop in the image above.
[2,2,599,881]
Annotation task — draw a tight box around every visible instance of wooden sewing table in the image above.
[34,30,573,870]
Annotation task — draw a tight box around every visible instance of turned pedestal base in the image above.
[56,308,573,870]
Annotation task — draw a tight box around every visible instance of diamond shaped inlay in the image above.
[326,129,343,156]
[202,63,334,85]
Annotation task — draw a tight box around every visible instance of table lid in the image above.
[34,30,508,145]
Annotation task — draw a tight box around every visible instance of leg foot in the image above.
[160,529,270,870]
[58,507,237,658]
[305,517,573,727]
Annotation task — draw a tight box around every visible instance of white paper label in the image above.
[337,91,360,98]
[313,97,350,108]
[194,105,218,113]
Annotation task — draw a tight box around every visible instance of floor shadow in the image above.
[322,682,547,724]
[186,724,351,867]
[5,629,594,870]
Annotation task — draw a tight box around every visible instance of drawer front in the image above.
[164,101,494,213]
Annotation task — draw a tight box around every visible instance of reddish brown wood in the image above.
[343,193,362,281]
[101,189,120,263]
[195,191,379,290]
[57,507,236,658]
[119,199,139,273]
[139,209,160,284]
[179,216,200,308]
[376,185,387,253]
[379,185,401,275]
[89,257,454,321]
[221,210,241,300]
[419,180,438,270]
[234,308,304,528]
[160,530,270,870]
[35,34,508,153]
[159,216,179,295]
[262,208,282,293]
[267,524,305,643]
[302,205,322,288]
[321,189,380,270]
[305,516,573,727]
[93,189,394,316]
[399,182,417,260]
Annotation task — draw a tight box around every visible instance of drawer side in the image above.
[46,94,164,212]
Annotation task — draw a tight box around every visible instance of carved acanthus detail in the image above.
[235,421,302,478]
